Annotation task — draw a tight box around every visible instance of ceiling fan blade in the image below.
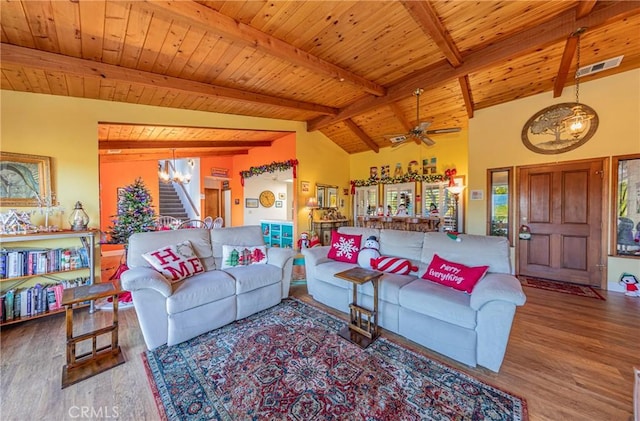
[421,135,436,146]
[425,127,461,134]
[417,121,431,132]
[386,134,408,144]
[392,140,410,149]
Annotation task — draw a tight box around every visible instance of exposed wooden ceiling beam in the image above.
[307,1,640,131]
[0,44,339,116]
[99,140,273,150]
[458,75,474,118]
[100,150,249,163]
[143,0,385,97]
[553,35,579,98]
[388,102,420,145]
[401,0,463,67]
[344,119,380,153]
[576,0,598,18]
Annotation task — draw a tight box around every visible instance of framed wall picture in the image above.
[245,198,259,208]
[0,152,52,207]
[301,181,310,194]
[278,192,285,200]
[275,201,283,208]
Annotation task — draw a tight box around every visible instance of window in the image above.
[354,186,378,216]
[487,168,512,243]
[612,154,640,258]
[383,182,415,216]
[423,182,447,218]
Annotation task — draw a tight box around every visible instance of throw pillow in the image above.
[371,256,418,275]
[421,254,489,293]
[221,245,268,269]
[327,231,362,263]
[142,240,205,283]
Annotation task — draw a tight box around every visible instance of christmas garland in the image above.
[350,173,449,193]
[239,159,298,186]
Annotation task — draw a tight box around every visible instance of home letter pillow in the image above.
[142,240,205,283]
[221,245,268,269]
[327,231,362,263]
[422,254,489,293]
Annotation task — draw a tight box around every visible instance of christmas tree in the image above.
[107,177,157,244]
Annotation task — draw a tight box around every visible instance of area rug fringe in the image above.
[518,275,605,300]
[143,298,528,420]
[142,353,169,421]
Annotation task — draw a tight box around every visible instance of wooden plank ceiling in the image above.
[1,1,639,158]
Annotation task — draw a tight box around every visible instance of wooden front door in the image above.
[204,188,221,219]
[517,158,606,287]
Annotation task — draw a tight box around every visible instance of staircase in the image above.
[158,182,188,220]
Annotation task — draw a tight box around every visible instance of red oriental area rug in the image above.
[519,275,605,300]
[143,299,528,421]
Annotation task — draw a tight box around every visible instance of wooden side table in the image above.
[335,267,384,348]
[61,283,125,388]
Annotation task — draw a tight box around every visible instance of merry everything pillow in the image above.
[421,254,489,293]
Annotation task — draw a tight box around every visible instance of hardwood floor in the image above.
[1,256,638,420]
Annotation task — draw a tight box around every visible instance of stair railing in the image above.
[175,181,200,218]
[166,160,200,219]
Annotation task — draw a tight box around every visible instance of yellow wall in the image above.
[3,69,638,289]
[294,130,352,233]
[0,89,351,259]
[349,131,468,216]
[468,69,640,289]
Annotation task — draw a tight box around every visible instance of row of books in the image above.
[0,277,90,322]
[0,246,90,279]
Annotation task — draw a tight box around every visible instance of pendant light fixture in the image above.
[563,28,594,139]
[158,149,192,184]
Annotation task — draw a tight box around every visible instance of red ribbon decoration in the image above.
[239,174,244,187]
[445,168,457,186]
[350,180,356,195]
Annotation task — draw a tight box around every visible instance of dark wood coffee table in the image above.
[335,267,383,348]
[61,282,125,388]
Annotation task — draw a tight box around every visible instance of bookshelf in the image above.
[260,220,294,248]
[0,230,96,325]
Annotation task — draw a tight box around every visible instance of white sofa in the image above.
[120,225,295,349]
[301,227,526,372]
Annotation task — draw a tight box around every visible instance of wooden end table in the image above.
[61,283,125,388]
[335,267,384,348]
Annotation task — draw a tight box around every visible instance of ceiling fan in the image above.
[385,88,461,147]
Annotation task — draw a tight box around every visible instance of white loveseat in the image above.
[301,227,526,372]
[121,225,295,349]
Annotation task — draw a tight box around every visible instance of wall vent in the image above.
[577,55,624,77]
[106,149,122,154]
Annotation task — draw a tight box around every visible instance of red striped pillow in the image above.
[371,256,418,275]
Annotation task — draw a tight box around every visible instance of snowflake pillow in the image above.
[221,245,268,269]
[142,240,205,283]
[327,231,362,264]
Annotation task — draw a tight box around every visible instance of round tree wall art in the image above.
[521,102,598,154]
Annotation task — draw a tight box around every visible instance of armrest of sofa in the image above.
[266,247,296,268]
[120,267,173,297]
[300,246,331,267]
[470,273,526,311]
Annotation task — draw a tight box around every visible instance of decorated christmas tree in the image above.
[107,178,157,244]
